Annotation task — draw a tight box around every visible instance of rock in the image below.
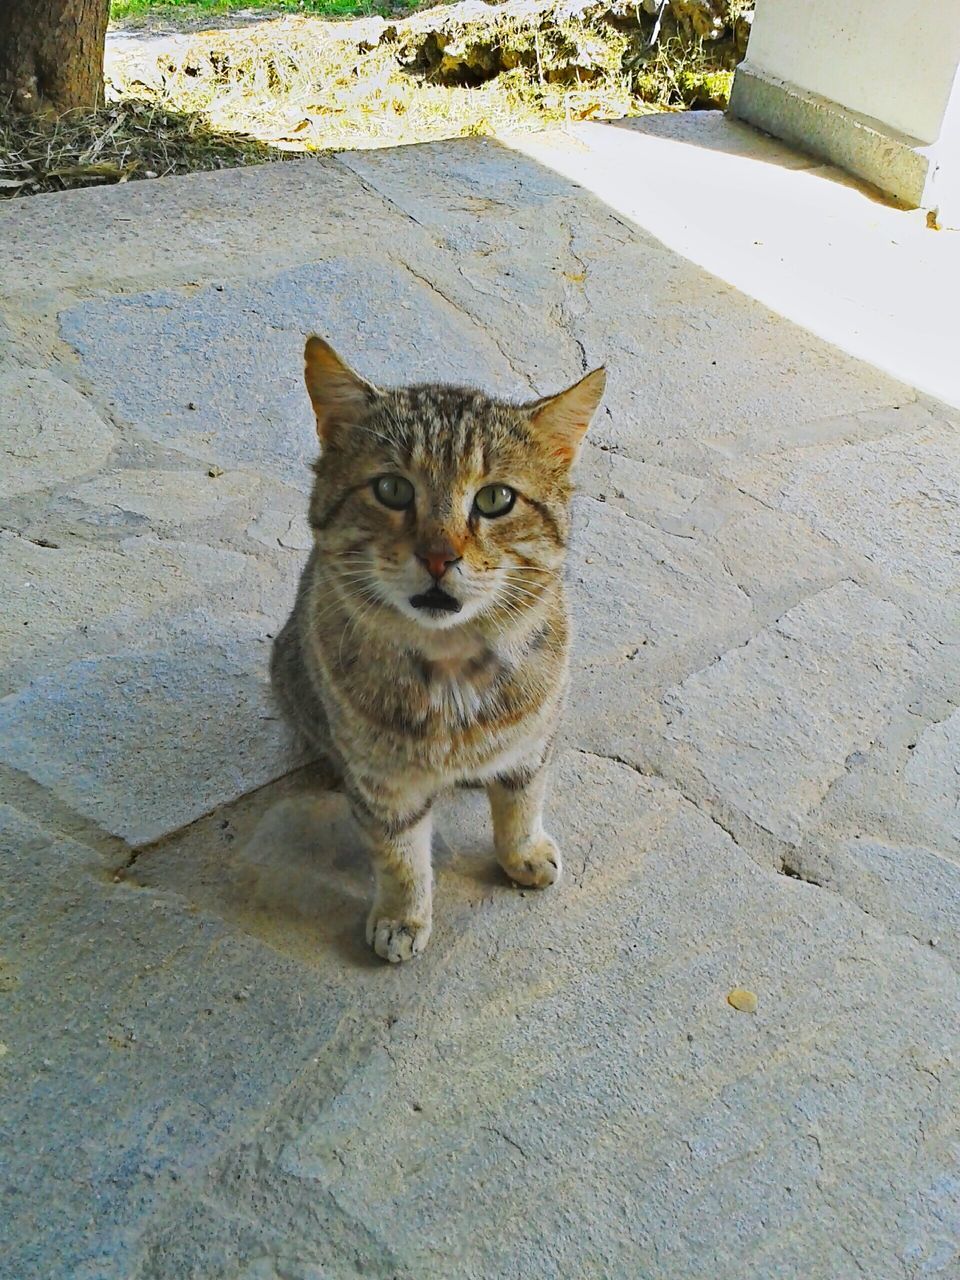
[0,369,116,500]
[662,583,921,844]
[710,398,937,461]
[1,116,957,1280]
[812,836,960,967]
[246,507,314,552]
[131,751,959,1280]
[0,628,296,844]
[603,452,706,524]
[735,422,960,603]
[339,143,911,462]
[70,468,260,526]
[59,259,523,488]
[705,508,849,608]
[568,496,751,662]
[0,532,254,693]
[0,156,404,300]
[0,805,355,1280]
[904,710,960,846]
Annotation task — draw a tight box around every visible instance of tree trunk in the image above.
[0,0,110,113]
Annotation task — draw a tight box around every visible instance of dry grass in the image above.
[104,8,648,153]
[1,0,741,198]
[0,98,286,197]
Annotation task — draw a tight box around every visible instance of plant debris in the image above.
[0,96,284,197]
[727,987,759,1013]
[2,0,749,198]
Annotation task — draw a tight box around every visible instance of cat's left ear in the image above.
[527,367,606,465]
[304,335,380,442]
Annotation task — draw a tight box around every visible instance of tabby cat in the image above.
[270,337,605,962]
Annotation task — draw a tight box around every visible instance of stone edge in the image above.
[728,64,930,210]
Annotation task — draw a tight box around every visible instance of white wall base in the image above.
[730,65,933,210]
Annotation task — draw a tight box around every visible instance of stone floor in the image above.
[1,114,958,1280]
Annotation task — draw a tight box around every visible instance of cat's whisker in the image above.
[350,422,403,452]
[338,588,383,668]
[499,598,539,617]
[499,584,544,607]
[307,579,380,630]
[493,595,530,631]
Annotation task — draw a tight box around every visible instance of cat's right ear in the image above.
[304,336,380,442]
[527,367,606,466]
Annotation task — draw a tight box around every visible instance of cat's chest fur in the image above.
[385,631,515,727]
[323,621,562,779]
[415,647,505,724]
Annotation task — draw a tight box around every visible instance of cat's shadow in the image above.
[234,779,510,958]
[130,767,516,969]
[231,787,378,968]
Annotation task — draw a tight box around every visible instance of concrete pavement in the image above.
[1,115,958,1279]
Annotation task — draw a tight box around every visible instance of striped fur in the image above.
[271,337,604,962]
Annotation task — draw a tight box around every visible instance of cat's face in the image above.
[304,339,604,635]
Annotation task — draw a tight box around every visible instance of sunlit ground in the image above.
[508,113,960,408]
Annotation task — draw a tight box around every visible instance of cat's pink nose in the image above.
[416,543,462,580]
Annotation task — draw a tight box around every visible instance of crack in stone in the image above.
[483,1125,529,1159]
[573,745,751,849]
[571,748,960,974]
[113,844,146,880]
[571,331,589,373]
[837,1238,870,1278]
[395,256,540,393]
[328,159,433,239]
[556,226,591,374]
[734,484,783,517]
[0,762,132,866]
[778,855,824,887]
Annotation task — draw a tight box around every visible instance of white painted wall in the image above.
[745,0,960,144]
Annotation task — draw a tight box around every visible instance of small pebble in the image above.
[208,465,224,478]
[727,987,758,1014]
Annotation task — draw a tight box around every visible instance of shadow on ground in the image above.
[124,763,380,968]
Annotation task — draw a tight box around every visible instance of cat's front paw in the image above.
[366,912,432,963]
[499,834,562,889]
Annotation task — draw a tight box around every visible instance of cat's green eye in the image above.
[373,475,415,510]
[474,484,516,518]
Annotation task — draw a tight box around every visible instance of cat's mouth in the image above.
[410,586,462,615]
